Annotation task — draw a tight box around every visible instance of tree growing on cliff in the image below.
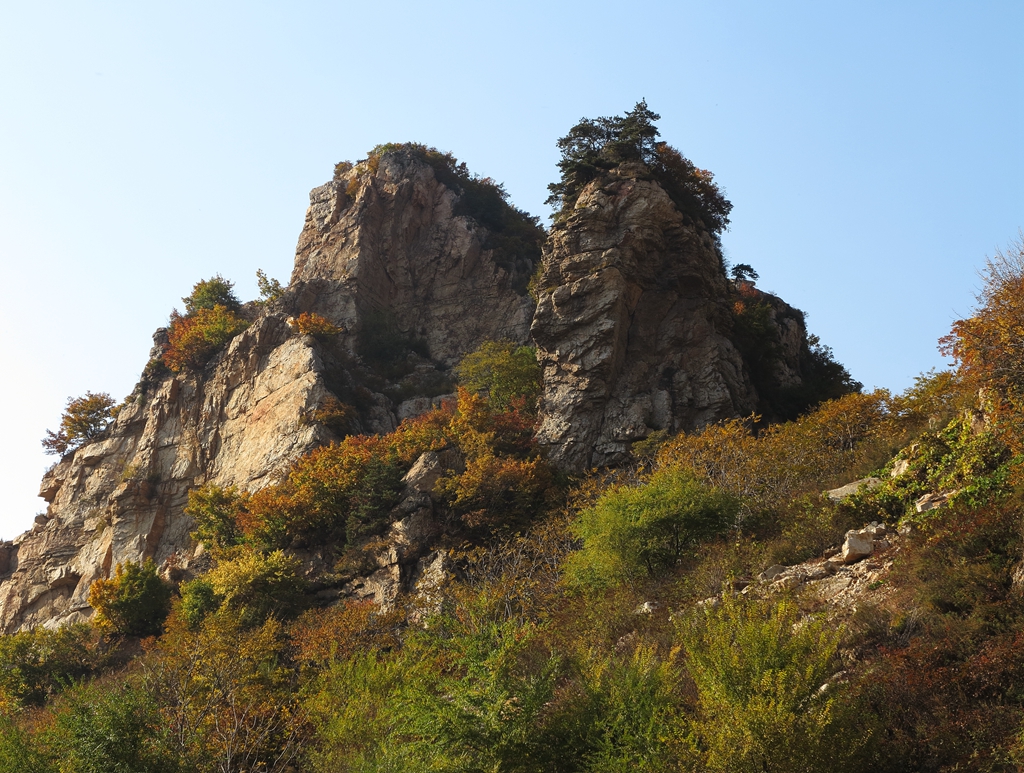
[546,100,732,235]
[455,340,541,413]
[161,275,250,373]
[42,392,117,455]
[182,274,241,314]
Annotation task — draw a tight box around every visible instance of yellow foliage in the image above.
[149,609,303,770]
[657,390,899,517]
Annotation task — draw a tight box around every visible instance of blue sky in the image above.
[1,0,1021,539]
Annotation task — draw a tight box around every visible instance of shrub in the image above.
[303,395,356,436]
[177,578,219,630]
[204,548,306,626]
[0,625,98,707]
[184,484,243,551]
[455,340,541,413]
[162,305,249,372]
[0,714,50,773]
[42,679,174,773]
[941,232,1024,456]
[565,468,738,588]
[148,610,302,772]
[88,559,172,637]
[656,390,899,520]
[294,312,342,338]
[678,594,861,772]
[290,601,405,670]
[42,392,117,456]
[182,274,240,314]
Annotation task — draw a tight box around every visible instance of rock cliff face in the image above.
[0,150,830,632]
[291,151,537,368]
[532,163,808,470]
[0,151,540,632]
[0,316,331,631]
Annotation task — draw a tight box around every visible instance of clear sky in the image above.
[1,0,1021,539]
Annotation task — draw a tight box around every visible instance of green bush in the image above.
[0,715,51,773]
[204,548,306,627]
[185,484,244,551]
[456,340,541,413]
[255,269,284,303]
[42,679,175,773]
[177,578,219,630]
[567,644,684,773]
[182,274,241,314]
[678,594,862,772]
[565,468,738,588]
[88,560,172,637]
[0,624,97,707]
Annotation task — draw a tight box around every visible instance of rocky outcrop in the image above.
[0,316,333,631]
[826,477,884,502]
[531,163,809,471]
[290,151,537,367]
[0,151,541,633]
[0,148,837,632]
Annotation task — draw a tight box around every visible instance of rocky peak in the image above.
[289,149,539,368]
[532,163,813,471]
[0,148,544,633]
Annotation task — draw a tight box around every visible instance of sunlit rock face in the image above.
[531,163,807,471]
[0,316,331,632]
[0,151,540,633]
[290,150,536,368]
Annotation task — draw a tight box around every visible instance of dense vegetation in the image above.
[162,275,250,373]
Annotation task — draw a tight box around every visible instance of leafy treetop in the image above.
[730,263,759,282]
[546,100,733,236]
[42,392,117,456]
[256,269,284,303]
[183,274,242,315]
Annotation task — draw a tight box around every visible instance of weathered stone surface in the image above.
[826,477,883,502]
[915,491,958,513]
[841,530,875,564]
[531,163,812,471]
[0,315,340,632]
[291,151,536,368]
[0,152,545,633]
[759,564,789,582]
[1,150,839,632]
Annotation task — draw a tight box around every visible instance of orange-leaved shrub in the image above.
[42,391,118,455]
[186,386,553,553]
[940,233,1024,457]
[294,312,342,338]
[163,305,249,372]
